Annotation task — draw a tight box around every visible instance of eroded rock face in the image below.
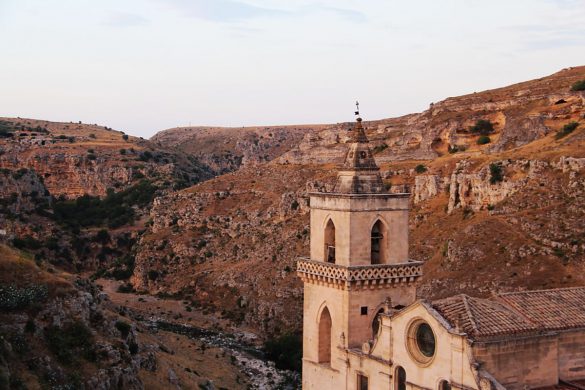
[412,159,564,213]
[0,168,50,213]
[414,175,446,204]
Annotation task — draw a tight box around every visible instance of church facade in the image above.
[297,116,585,390]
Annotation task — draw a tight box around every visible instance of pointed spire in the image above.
[333,103,386,194]
[347,117,369,144]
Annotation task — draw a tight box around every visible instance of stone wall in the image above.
[473,335,559,389]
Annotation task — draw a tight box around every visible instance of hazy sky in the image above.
[1,0,584,137]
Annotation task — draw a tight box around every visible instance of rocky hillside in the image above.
[0,117,216,277]
[281,66,585,164]
[0,244,144,389]
[0,244,289,389]
[132,67,585,335]
[0,118,212,199]
[151,124,329,175]
[131,164,333,335]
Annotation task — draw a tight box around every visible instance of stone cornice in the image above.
[296,258,423,290]
[308,192,410,199]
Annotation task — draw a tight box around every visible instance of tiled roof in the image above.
[432,295,538,339]
[498,287,585,331]
[432,287,585,340]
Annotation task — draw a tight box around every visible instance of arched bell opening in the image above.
[370,219,387,264]
[324,219,336,263]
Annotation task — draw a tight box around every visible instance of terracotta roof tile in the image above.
[432,294,538,339]
[498,287,585,331]
[432,287,585,340]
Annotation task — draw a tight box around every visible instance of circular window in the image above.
[416,323,435,357]
[406,320,436,365]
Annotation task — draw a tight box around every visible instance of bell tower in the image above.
[297,106,423,389]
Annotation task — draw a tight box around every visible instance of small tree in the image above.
[415,164,427,173]
[477,135,491,145]
[470,120,494,136]
[122,134,129,141]
[555,121,579,140]
[95,229,110,244]
[489,163,503,184]
[570,80,585,91]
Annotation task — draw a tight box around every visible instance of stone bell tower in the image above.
[297,107,423,389]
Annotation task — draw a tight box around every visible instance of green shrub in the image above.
[477,135,491,145]
[45,321,95,364]
[122,134,129,141]
[414,164,427,174]
[448,145,467,154]
[371,143,388,154]
[469,119,495,135]
[53,180,157,228]
[0,284,48,310]
[571,80,585,91]
[138,151,153,161]
[12,168,28,180]
[264,333,302,372]
[128,341,139,355]
[89,133,96,139]
[489,163,504,184]
[555,121,579,140]
[12,235,42,250]
[115,320,131,338]
[109,255,135,280]
[95,229,110,244]
[120,148,126,155]
[117,283,134,293]
[24,319,36,333]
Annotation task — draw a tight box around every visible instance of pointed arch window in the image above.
[371,220,386,264]
[324,219,336,263]
[318,307,332,364]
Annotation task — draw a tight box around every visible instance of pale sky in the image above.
[1,0,584,138]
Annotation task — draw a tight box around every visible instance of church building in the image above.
[296,113,585,390]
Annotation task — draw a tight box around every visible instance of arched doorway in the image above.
[324,219,336,263]
[395,366,406,390]
[318,307,332,364]
[371,220,386,264]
